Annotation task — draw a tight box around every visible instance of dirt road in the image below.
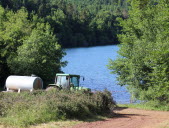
[71,107,169,128]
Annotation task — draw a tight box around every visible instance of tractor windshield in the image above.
[56,76,69,88]
[70,77,79,87]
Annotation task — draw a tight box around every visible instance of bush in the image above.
[0,90,115,127]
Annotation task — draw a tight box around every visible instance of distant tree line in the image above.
[0,0,128,47]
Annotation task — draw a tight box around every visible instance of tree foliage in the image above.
[0,0,128,47]
[0,6,66,87]
[108,0,169,104]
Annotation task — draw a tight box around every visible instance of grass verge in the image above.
[29,115,109,128]
[29,120,83,128]
[118,102,169,111]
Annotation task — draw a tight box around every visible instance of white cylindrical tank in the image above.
[5,76,43,92]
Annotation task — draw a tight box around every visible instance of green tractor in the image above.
[46,73,91,91]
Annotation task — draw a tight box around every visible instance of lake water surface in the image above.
[62,45,130,104]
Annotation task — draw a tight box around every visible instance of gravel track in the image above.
[71,107,169,128]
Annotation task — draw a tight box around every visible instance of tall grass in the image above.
[0,89,115,127]
[119,101,169,111]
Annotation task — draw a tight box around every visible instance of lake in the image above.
[62,45,130,104]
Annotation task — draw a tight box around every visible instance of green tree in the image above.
[7,23,66,86]
[0,6,66,88]
[108,0,169,104]
[0,6,31,87]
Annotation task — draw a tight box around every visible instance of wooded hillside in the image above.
[0,0,128,47]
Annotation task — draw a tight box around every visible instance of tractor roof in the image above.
[56,73,80,77]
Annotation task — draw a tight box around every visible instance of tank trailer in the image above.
[5,75,43,93]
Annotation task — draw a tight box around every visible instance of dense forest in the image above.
[0,0,128,47]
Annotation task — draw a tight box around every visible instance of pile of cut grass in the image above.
[0,89,115,127]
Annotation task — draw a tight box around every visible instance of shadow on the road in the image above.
[81,117,106,122]
[79,112,145,123]
[112,107,146,119]
[113,113,145,119]
[79,107,146,122]
[113,107,128,111]
[80,111,116,122]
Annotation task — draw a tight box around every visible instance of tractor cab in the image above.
[55,74,80,89]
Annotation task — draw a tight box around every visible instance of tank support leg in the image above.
[18,89,21,93]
